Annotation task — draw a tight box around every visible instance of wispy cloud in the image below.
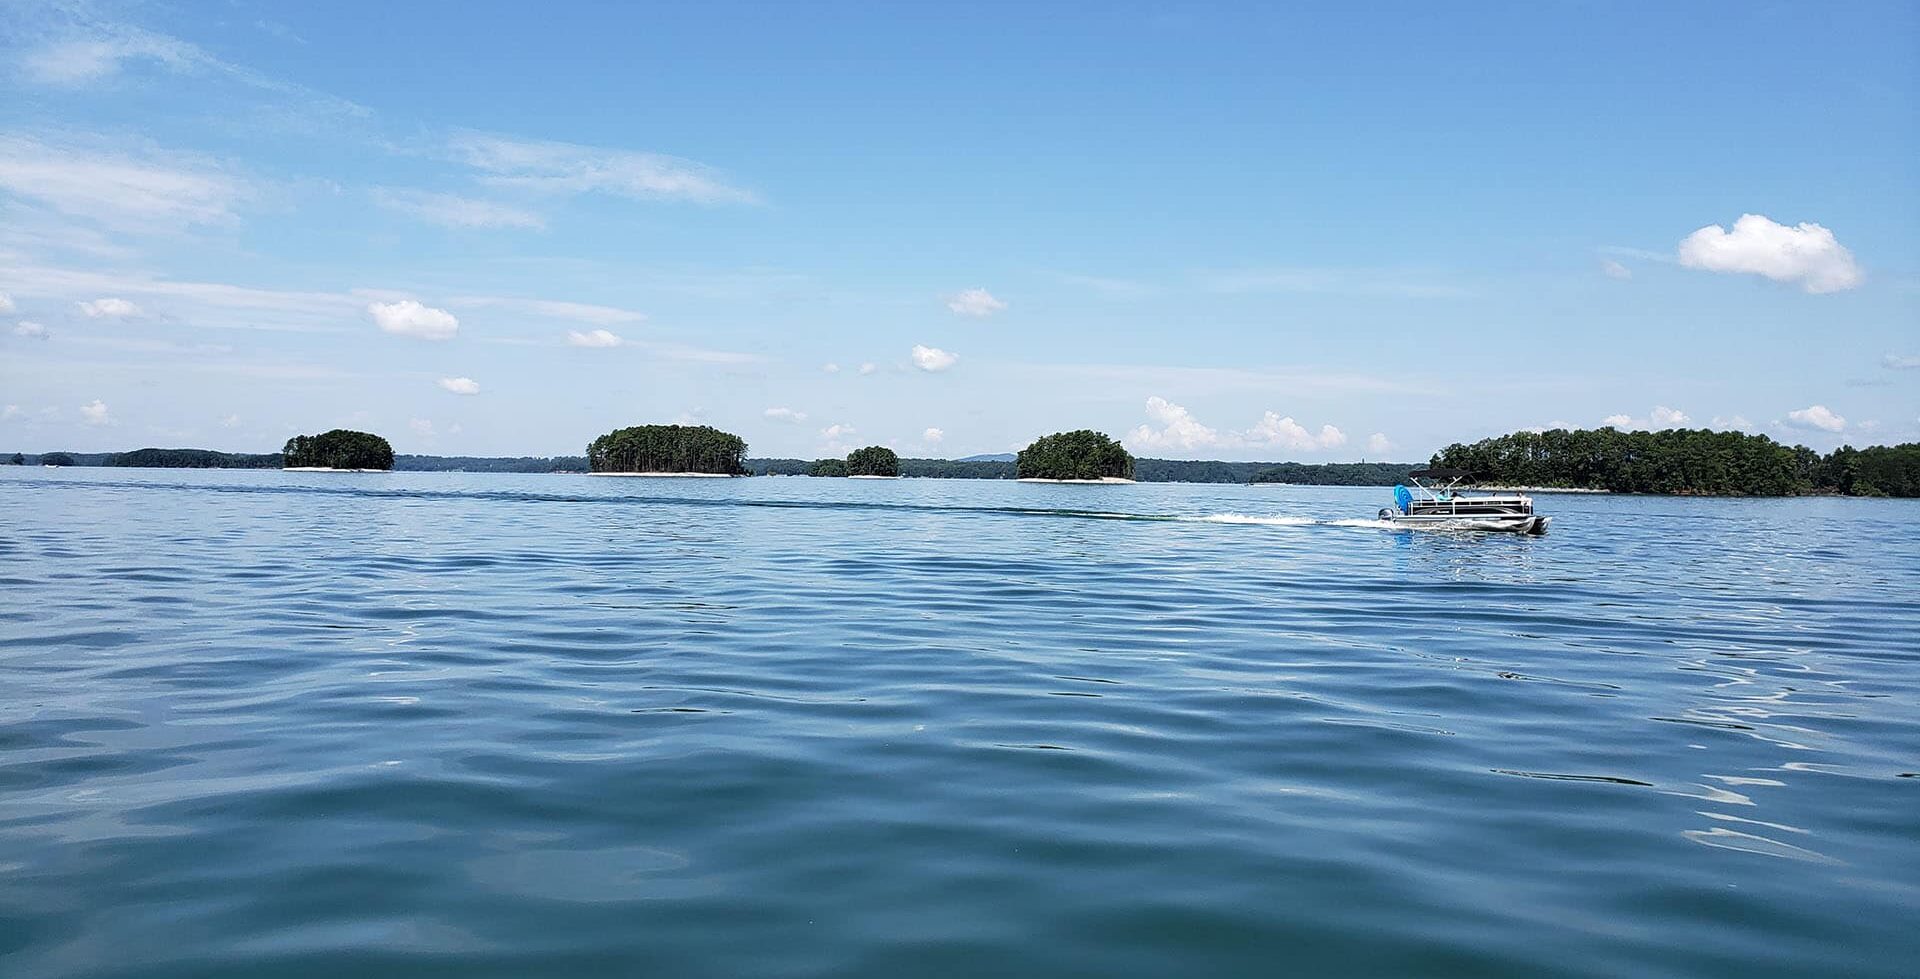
[946,288,1007,317]
[372,188,545,230]
[566,329,624,348]
[447,131,757,205]
[438,376,480,395]
[451,295,646,325]
[1883,354,1920,370]
[0,134,250,232]
[1198,266,1475,299]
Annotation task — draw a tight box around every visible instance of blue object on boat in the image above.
[1393,484,1412,514]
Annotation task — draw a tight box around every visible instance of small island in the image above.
[587,424,748,476]
[845,446,901,478]
[1016,430,1135,483]
[283,430,395,471]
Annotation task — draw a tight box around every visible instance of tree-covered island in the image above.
[587,424,748,475]
[282,430,395,471]
[1016,430,1136,482]
[845,446,901,477]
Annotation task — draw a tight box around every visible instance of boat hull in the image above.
[1381,512,1551,535]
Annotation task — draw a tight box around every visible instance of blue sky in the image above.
[1,0,1915,460]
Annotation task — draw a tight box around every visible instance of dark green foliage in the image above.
[587,425,747,475]
[39,452,77,466]
[1246,462,1419,486]
[394,455,588,473]
[1820,444,1920,497]
[897,458,1016,479]
[108,448,282,468]
[1431,428,1920,497]
[807,458,849,477]
[845,446,900,477]
[282,430,395,470]
[1016,430,1135,480]
[8,453,21,465]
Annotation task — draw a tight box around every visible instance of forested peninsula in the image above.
[1434,428,1920,497]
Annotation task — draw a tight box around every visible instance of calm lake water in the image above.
[2,467,1916,977]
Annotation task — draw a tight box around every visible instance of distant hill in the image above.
[956,453,1016,462]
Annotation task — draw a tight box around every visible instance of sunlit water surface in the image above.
[2,468,1916,977]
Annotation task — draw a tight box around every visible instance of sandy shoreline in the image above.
[847,474,901,480]
[586,471,740,478]
[1016,477,1136,484]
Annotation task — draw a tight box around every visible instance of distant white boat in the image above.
[1379,468,1551,535]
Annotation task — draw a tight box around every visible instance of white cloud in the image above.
[911,344,958,372]
[452,296,645,325]
[79,399,109,425]
[1601,406,1691,430]
[0,291,12,312]
[438,376,480,395]
[409,418,436,437]
[0,135,248,232]
[2,405,22,421]
[946,288,1007,317]
[21,30,204,86]
[1677,214,1862,293]
[447,131,756,205]
[858,362,878,375]
[1245,411,1346,451]
[77,297,142,318]
[220,413,241,428]
[1127,397,1222,450]
[1884,354,1920,370]
[1600,259,1632,280]
[1366,433,1393,455]
[1785,404,1846,433]
[923,427,945,445]
[1709,415,1754,432]
[764,406,807,423]
[372,189,544,230]
[1125,397,1349,454]
[368,300,458,340]
[566,328,624,348]
[822,362,840,373]
[1650,405,1691,427]
[820,423,856,442]
[13,320,47,338]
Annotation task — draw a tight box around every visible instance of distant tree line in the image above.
[108,448,283,468]
[1017,430,1135,480]
[1432,427,1920,497]
[1245,462,1419,486]
[587,425,747,475]
[395,454,590,473]
[283,430,395,470]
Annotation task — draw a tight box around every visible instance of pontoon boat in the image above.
[1379,468,1551,534]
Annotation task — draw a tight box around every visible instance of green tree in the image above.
[807,458,849,477]
[40,452,77,467]
[1016,430,1134,480]
[586,424,748,474]
[8,453,21,465]
[845,445,900,477]
[282,430,395,470]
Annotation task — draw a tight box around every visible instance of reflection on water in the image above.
[1,467,1916,978]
